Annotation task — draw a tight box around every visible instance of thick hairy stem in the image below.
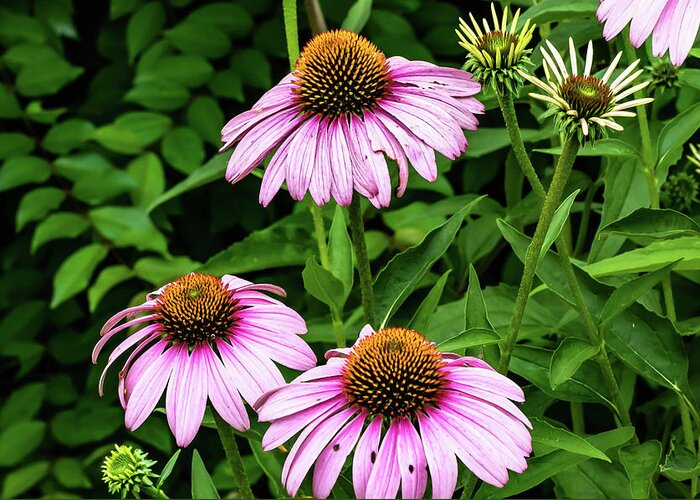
[213,411,254,500]
[498,138,580,373]
[348,196,376,326]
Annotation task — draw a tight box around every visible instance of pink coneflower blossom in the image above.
[220,30,484,208]
[597,0,700,66]
[255,326,532,499]
[93,273,315,447]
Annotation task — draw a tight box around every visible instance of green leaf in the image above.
[231,49,272,89]
[0,132,34,160]
[125,81,191,111]
[0,382,46,429]
[619,441,662,499]
[53,458,92,489]
[148,154,227,211]
[0,420,46,466]
[25,99,66,124]
[15,187,66,231]
[439,327,501,351]
[248,439,284,498]
[209,69,244,101]
[134,256,200,286]
[165,21,230,59]
[0,156,51,192]
[660,441,700,481]
[475,427,634,499]
[465,264,493,330]
[187,96,225,146]
[157,449,182,489]
[136,55,214,88]
[31,212,90,253]
[517,0,597,26]
[0,85,23,118]
[93,112,172,154]
[531,418,610,461]
[409,270,451,334]
[16,57,83,97]
[51,244,109,308]
[161,127,205,174]
[598,207,700,241]
[328,206,353,296]
[0,301,46,349]
[539,189,580,263]
[374,196,485,328]
[584,236,700,276]
[679,68,700,90]
[191,449,220,499]
[201,212,314,276]
[42,119,95,154]
[535,139,639,157]
[656,101,700,181]
[126,2,166,62]
[342,0,373,32]
[553,459,632,498]
[549,337,598,389]
[73,169,138,205]
[187,3,253,37]
[599,260,680,324]
[88,265,134,312]
[51,406,122,446]
[1,461,50,499]
[302,257,346,311]
[500,219,694,401]
[111,0,138,19]
[90,206,167,254]
[127,153,165,208]
[0,8,48,44]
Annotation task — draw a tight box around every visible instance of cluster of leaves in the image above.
[0,0,699,498]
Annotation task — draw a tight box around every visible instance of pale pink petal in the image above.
[93,314,158,362]
[257,380,343,420]
[629,0,667,46]
[235,328,316,371]
[365,420,401,499]
[363,112,410,196]
[328,119,354,206]
[117,332,162,408]
[353,416,383,499]
[418,412,458,499]
[286,115,321,201]
[261,396,347,450]
[309,118,333,205]
[395,417,428,499]
[100,302,156,336]
[166,345,208,447]
[124,344,179,431]
[202,342,249,431]
[341,117,378,200]
[444,366,526,401]
[283,408,356,496]
[669,0,700,65]
[313,411,368,498]
[349,115,392,208]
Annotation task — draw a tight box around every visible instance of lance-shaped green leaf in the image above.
[328,206,353,298]
[439,327,501,352]
[409,270,451,334]
[342,0,373,32]
[531,418,610,461]
[302,257,346,311]
[598,207,700,241]
[191,449,220,499]
[539,189,580,263]
[549,337,599,389]
[374,196,485,328]
[157,449,181,489]
[51,244,109,308]
[599,260,680,324]
[465,264,493,330]
[656,101,700,183]
[659,440,700,482]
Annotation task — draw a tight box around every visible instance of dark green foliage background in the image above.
[1,0,699,498]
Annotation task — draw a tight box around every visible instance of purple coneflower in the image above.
[597,0,700,66]
[220,30,484,208]
[93,273,315,447]
[255,326,531,499]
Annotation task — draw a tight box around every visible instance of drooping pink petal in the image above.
[235,327,317,371]
[124,343,179,431]
[226,109,307,184]
[363,112,410,196]
[261,396,347,450]
[309,118,333,205]
[340,117,378,201]
[629,0,667,46]
[283,408,357,497]
[100,302,157,337]
[349,115,392,208]
[286,115,321,201]
[353,417,383,499]
[165,345,208,447]
[291,359,344,383]
[98,323,161,396]
[444,366,526,402]
[327,118,354,206]
[395,417,428,499]
[201,342,249,431]
[117,331,162,409]
[257,380,343,421]
[418,412,458,499]
[668,0,700,66]
[92,314,159,363]
[364,420,401,499]
[312,410,367,499]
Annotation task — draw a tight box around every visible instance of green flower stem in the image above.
[570,401,585,434]
[282,0,300,71]
[496,92,546,201]
[497,137,579,374]
[304,0,327,34]
[496,91,634,427]
[348,195,376,327]
[213,411,254,500]
[144,486,170,499]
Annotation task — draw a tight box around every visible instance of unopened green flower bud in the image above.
[102,444,159,499]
